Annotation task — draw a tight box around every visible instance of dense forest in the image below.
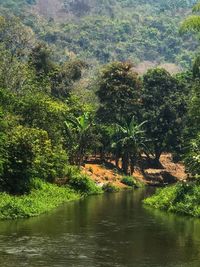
[0,0,200,221]
[0,0,198,69]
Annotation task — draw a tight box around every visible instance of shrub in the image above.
[2,126,68,194]
[143,182,200,217]
[121,176,144,188]
[102,182,120,193]
[67,170,102,195]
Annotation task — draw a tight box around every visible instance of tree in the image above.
[50,60,85,99]
[0,15,36,92]
[180,2,200,33]
[112,117,147,174]
[0,15,35,57]
[185,79,200,138]
[192,55,200,79]
[184,133,200,178]
[96,62,141,124]
[141,68,187,164]
[16,92,69,144]
[64,112,94,165]
[29,42,54,76]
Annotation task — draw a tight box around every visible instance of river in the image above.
[0,189,200,267]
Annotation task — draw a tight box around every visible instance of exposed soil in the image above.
[83,153,187,188]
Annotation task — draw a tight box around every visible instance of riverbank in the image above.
[83,153,187,187]
[0,180,81,220]
[144,182,200,217]
[0,173,142,220]
[0,154,188,221]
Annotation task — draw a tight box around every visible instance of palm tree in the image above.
[113,117,147,175]
[65,112,92,165]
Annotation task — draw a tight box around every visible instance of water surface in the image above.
[0,189,200,267]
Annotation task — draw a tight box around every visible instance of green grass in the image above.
[143,182,200,217]
[0,169,103,220]
[0,179,81,220]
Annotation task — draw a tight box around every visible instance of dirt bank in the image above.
[82,153,187,187]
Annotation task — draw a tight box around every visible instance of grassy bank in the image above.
[144,182,200,217]
[0,180,81,220]
[0,168,104,220]
[0,171,142,220]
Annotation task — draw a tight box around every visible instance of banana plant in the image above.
[113,116,147,174]
[64,112,93,165]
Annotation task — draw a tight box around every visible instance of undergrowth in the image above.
[0,179,80,220]
[144,182,200,217]
[121,176,144,188]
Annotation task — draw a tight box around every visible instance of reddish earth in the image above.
[83,153,187,188]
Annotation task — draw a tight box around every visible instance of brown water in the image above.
[0,189,200,267]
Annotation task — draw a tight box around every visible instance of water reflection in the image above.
[0,189,200,267]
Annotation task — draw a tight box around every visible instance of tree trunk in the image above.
[122,153,129,175]
[115,156,119,168]
[130,157,136,175]
[153,145,162,168]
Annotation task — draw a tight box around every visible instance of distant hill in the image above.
[0,0,198,69]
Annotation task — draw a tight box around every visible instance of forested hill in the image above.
[0,0,198,69]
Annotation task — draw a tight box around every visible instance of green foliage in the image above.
[50,60,85,99]
[113,117,147,174]
[144,182,200,217]
[66,167,102,195]
[183,79,200,176]
[0,15,35,57]
[0,179,80,220]
[184,133,200,178]
[0,0,197,68]
[102,182,120,193]
[188,81,200,133]
[0,108,7,176]
[65,112,94,165]
[17,92,69,143]
[0,0,200,222]
[97,62,140,124]
[121,176,144,188]
[141,68,187,161]
[2,126,68,194]
[192,55,200,78]
[181,2,200,33]
[29,42,54,76]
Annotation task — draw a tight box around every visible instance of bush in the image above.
[143,182,200,217]
[102,182,120,193]
[2,126,68,194]
[66,167,102,195]
[121,176,144,188]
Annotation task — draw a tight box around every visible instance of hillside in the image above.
[0,0,198,69]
